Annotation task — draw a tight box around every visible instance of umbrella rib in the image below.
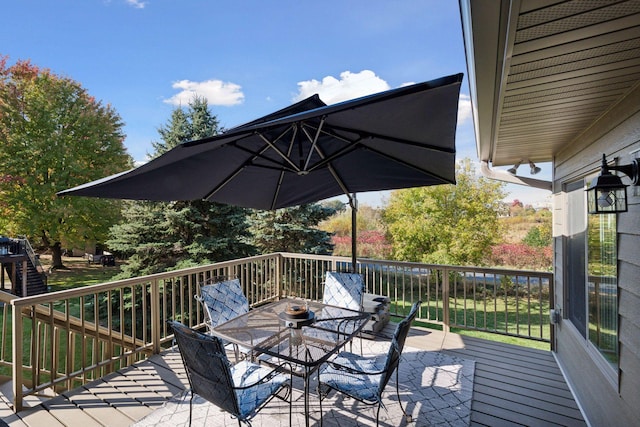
[203,142,282,201]
[302,117,326,172]
[311,142,352,198]
[203,165,245,202]
[306,143,361,173]
[299,122,363,173]
[256,126,301,173]
[270,130,299,209]
[231,144,298,173]
[303,121,456,155]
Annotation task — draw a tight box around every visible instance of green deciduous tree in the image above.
[522,225,551,247]
[0,57,132,268]
[383,158,506,266]
[108,97,254,278]
[249,204,337,255]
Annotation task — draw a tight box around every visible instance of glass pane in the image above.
[566,181,587,337]
[587,213,618,368]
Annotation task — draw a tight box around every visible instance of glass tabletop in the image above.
[211,298,369,371]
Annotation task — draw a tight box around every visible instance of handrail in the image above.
[2,252,552,412]
[16,237,47,283]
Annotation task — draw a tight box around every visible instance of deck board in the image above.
[41,397,103,427]
[404,326,585,427]
[61,385,136,427]
[1,327,587,427]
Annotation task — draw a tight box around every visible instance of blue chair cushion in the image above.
[200,279,249,326]
[231,360,289,418]
[319,351,387,402]
[322,272,364,311]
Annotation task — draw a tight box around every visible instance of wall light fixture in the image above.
[587,154,639,214]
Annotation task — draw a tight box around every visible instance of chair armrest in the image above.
[325,360,386,377]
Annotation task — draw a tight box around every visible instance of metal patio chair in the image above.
[315,271,367,352]
[195,277,251,360]
[322,271,365,310]
[317,301,422,426]
[168,320,292,427]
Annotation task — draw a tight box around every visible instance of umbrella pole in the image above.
[349,194,357,273]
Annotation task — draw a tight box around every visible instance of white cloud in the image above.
[293,70,390,105]
[164,79,244,106]
[125,0,147,9]
[457,93,472,125]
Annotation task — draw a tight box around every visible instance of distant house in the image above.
[459,2,640,426]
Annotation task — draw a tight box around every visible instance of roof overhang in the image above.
[460,0,640,168]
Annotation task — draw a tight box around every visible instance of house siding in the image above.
[553,84,640,427]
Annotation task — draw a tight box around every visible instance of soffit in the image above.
[461,0,640,167]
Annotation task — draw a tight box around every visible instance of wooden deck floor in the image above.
[0,327,586,427]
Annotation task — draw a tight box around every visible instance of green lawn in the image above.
[393,298,551,351]
[41,255,123,291]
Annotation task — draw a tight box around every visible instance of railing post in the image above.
[11,302,23,412]
[276,254,283,299]
[442,267,450,333]
[21,259,28,297]
[150,279,161,354]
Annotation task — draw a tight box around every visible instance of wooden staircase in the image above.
[0,237,48,297]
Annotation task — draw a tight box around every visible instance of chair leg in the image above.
[317,383,324,427]
[289,382,293,427]
[395,368,412,422]
[189,390,194,427]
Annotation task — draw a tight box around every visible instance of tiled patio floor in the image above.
[132,339,474,426]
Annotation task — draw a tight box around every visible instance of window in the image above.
[566,180,587,337]
[565,179,619,372]
[587,204,619,369]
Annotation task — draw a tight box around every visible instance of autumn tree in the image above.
[383,158,506,266]
[0,56,132,268]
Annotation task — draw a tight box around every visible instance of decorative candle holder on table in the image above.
[279,302,315,346]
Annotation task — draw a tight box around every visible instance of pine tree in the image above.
[108,97,253,278]
[248,204,337,255]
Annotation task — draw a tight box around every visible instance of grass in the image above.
[453,328,550,350]
[40,255,123,291]
[394,298,551,351]
[0,257,135,385]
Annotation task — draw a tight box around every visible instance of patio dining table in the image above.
[211,298,370,427]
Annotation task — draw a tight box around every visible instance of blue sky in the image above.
[2,0,551,207]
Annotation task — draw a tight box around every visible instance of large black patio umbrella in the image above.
[59,73,463,269]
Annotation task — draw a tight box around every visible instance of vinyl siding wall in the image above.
[553,84,640,427]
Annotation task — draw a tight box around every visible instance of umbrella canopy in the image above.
[60,73,462,209]
[59,73,463,268]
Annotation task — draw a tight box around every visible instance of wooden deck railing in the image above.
[0,253,552,411]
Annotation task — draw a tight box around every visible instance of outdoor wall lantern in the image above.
[587,154,640,214]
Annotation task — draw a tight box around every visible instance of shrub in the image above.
[487,243,552,270]
[331,230,392,260]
